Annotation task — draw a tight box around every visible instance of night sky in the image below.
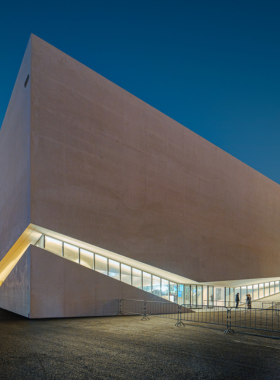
[1,1,280,183]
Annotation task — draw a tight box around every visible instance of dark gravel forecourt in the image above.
[0,308,280,379]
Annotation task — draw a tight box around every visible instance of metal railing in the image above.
[119,299,187,323]
[119,299,280,335]
[181,305,280,333]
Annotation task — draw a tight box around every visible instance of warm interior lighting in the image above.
[1,223,280,308]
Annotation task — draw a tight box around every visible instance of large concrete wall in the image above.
[30,35,280,283]
[0,247,31,317]
[30,246,172,318]
[0,39,31,316]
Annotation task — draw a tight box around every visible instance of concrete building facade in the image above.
[1,35,280,318]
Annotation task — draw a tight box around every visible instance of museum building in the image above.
[1,35,280,318]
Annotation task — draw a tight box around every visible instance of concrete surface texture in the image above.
[0,38,31,317]
[1,308,280,380]
[30,245,172,319]
[29,34,280,282]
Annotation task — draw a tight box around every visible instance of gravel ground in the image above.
[0,308,280,380]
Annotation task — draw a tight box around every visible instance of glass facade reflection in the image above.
[132,268,142,288]
[170,282,177,303]
[109,259,120,280]
[64,243,79,263]
[80,249,94,269]
[45,236,62,256]
[191,285,197,307]
[184,285,191,305]
[253,284,258,299]
[270,282,275,295]
[143,272,152,293]
[152,275,161,297]
[265,282,270,297]
[121,264,131,285]
[161,279,169,300]
[95,254,107,275]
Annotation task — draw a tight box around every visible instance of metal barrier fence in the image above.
[260,301,280,311]
[119,299,280,335]
[119,299,186,324]
[181,304,280,334]
[205,300,280,310]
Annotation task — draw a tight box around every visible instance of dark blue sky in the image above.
[1,1,280,183]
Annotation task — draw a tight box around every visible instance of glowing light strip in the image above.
[1,223,280,289]
[0,225,41,286]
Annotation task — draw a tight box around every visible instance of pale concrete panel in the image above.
[29,35,280,283]
[30,246,171,319]
[0,38,31,316]
[0,248,30,318]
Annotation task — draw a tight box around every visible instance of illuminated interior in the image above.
[1,223,280,306]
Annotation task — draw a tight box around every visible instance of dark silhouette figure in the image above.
[246,294,252,312]
[235,293,240,308]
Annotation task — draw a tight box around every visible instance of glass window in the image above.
[270,282,275,295]
[45,236,62,256]
[152,275,161,296]
[161,279,169,300]
[241,286,247,303]
[95,254,107,275]
[226,288,235,307]
[259,283,264,298]
[184,285,190,305]
[80,249,94,269]
[109,259,120,280]
[178,284,184,304]
[191,285,197,306]
[226,288,230,302]
[203,286,208,306]
[64,243,79,263]
[215,287,225,306]
[121,264,131,285]
[208,286,214,307]
[132,268,142,288]
[229,288,235,306]
[143,272,152,292]
[225,288,230,307]
[253,284,258,300]
[170,282,177,303]
[265,282,270,297]
[275,281,280,293]
[197,285,203,306]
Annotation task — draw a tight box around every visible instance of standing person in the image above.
[235,292,240,308]
[248,294,252,310]
[246,294,250,312]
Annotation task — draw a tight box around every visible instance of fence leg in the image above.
[117,299,124,315]
[224,308,234,334]
[141,301,150,321]
[175,305,185,327]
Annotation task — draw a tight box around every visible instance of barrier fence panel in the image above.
[146,301,179,320]
[181,305,280,334]
[231,307,280,333]
[118,300,280,335]
[181,305,227,327]
[119,299,144,316]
